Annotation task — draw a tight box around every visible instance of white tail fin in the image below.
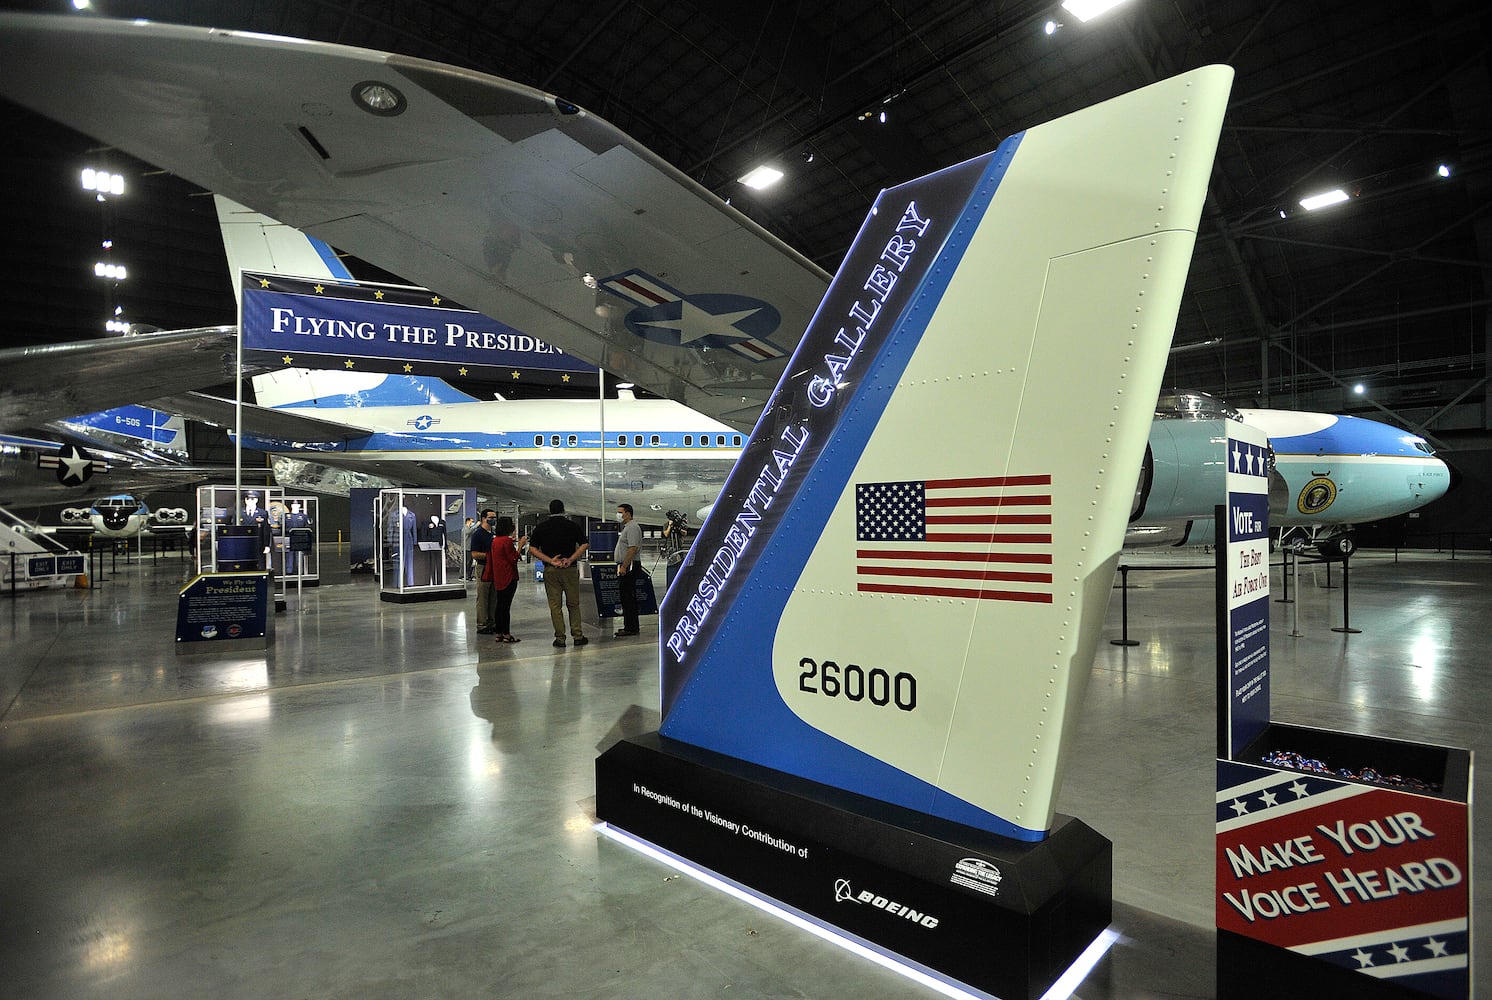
[214,198,481,408]
[658,66,1233,841]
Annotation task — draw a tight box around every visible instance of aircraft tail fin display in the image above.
[215,195,354,296]
[657,66,1234,841]
[214,196,484,411]
[58,406,190,455]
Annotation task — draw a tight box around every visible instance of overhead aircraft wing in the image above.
[0,14,832,434]
[152,391,374,444]
[0,327,238,434]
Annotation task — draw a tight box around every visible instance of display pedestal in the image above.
[378,586,465,604]
[597,732,1111,1000]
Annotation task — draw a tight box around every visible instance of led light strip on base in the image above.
[595,822,1119,1000]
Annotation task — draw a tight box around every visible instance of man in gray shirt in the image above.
[612,503,643,637]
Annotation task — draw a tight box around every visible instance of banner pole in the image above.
[234,270,244,518]
[599,368,606,516]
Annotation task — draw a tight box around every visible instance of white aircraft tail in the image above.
[214,196,480,409]
[657,66,1234,841]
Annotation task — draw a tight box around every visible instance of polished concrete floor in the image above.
[0,544,1486,999]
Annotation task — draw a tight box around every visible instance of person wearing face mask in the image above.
[612,503,643,638]
[470,509,497,634]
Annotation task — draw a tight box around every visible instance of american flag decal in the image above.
[854,476,1053,603]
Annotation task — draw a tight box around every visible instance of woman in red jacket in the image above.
[486,515,527,643]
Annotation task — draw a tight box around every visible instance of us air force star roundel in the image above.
[37,443,104,486]
[407,414,439,431]
[599,269,785,361]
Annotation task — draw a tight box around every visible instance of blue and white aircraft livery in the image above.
[659,67,1234,841]
[0,17,1449,544]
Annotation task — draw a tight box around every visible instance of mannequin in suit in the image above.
[400,505,417,587]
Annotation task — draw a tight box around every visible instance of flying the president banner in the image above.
[240,272,594,379]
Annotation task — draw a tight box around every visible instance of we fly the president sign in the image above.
[240,272,593,378]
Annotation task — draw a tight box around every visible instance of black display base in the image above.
[379,587,466,604]
[596,732,1111,1000]
[1219,930,1451,1000]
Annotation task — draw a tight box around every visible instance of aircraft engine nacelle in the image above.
[1130,419,1229,522]
[150,506,190,526]
[60,507,92,525]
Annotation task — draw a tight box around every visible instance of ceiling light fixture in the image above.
[1299,188,1350,212]
[93,261,127,280]
[1044,20,1062,35]
[81,167,124,196]
[1060,0,1129,22]
[1436,163,1452,178]
[738,165,784,190]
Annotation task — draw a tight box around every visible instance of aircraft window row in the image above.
[530,433,743,448]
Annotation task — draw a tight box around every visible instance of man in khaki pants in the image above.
[526,499,589,647]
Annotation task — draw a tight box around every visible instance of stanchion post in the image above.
[1330,553,1360,634]
[1288,550,1302,637]
[1110,564,1139,647]
[1275,545,1293,604]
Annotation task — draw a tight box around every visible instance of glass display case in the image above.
[195,484,287,609]
[278,495,319,585]
[375,488,466,603]
[196,485,285,576]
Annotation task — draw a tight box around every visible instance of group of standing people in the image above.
[471,499,628,647]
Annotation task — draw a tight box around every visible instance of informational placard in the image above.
[591,565,658,620]
[175,571,272,653]
[1218,421,1272,760]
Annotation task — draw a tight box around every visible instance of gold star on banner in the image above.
[510,371,521,379]
[561,374,571,383]
[344,359,355,369]
[314,284,325,294]
[282,355,294,365]
[403,363,413,373]
[374,290,385,300]
[431,295,442,306]
[458,367,469,376]
[259,278,271,288]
